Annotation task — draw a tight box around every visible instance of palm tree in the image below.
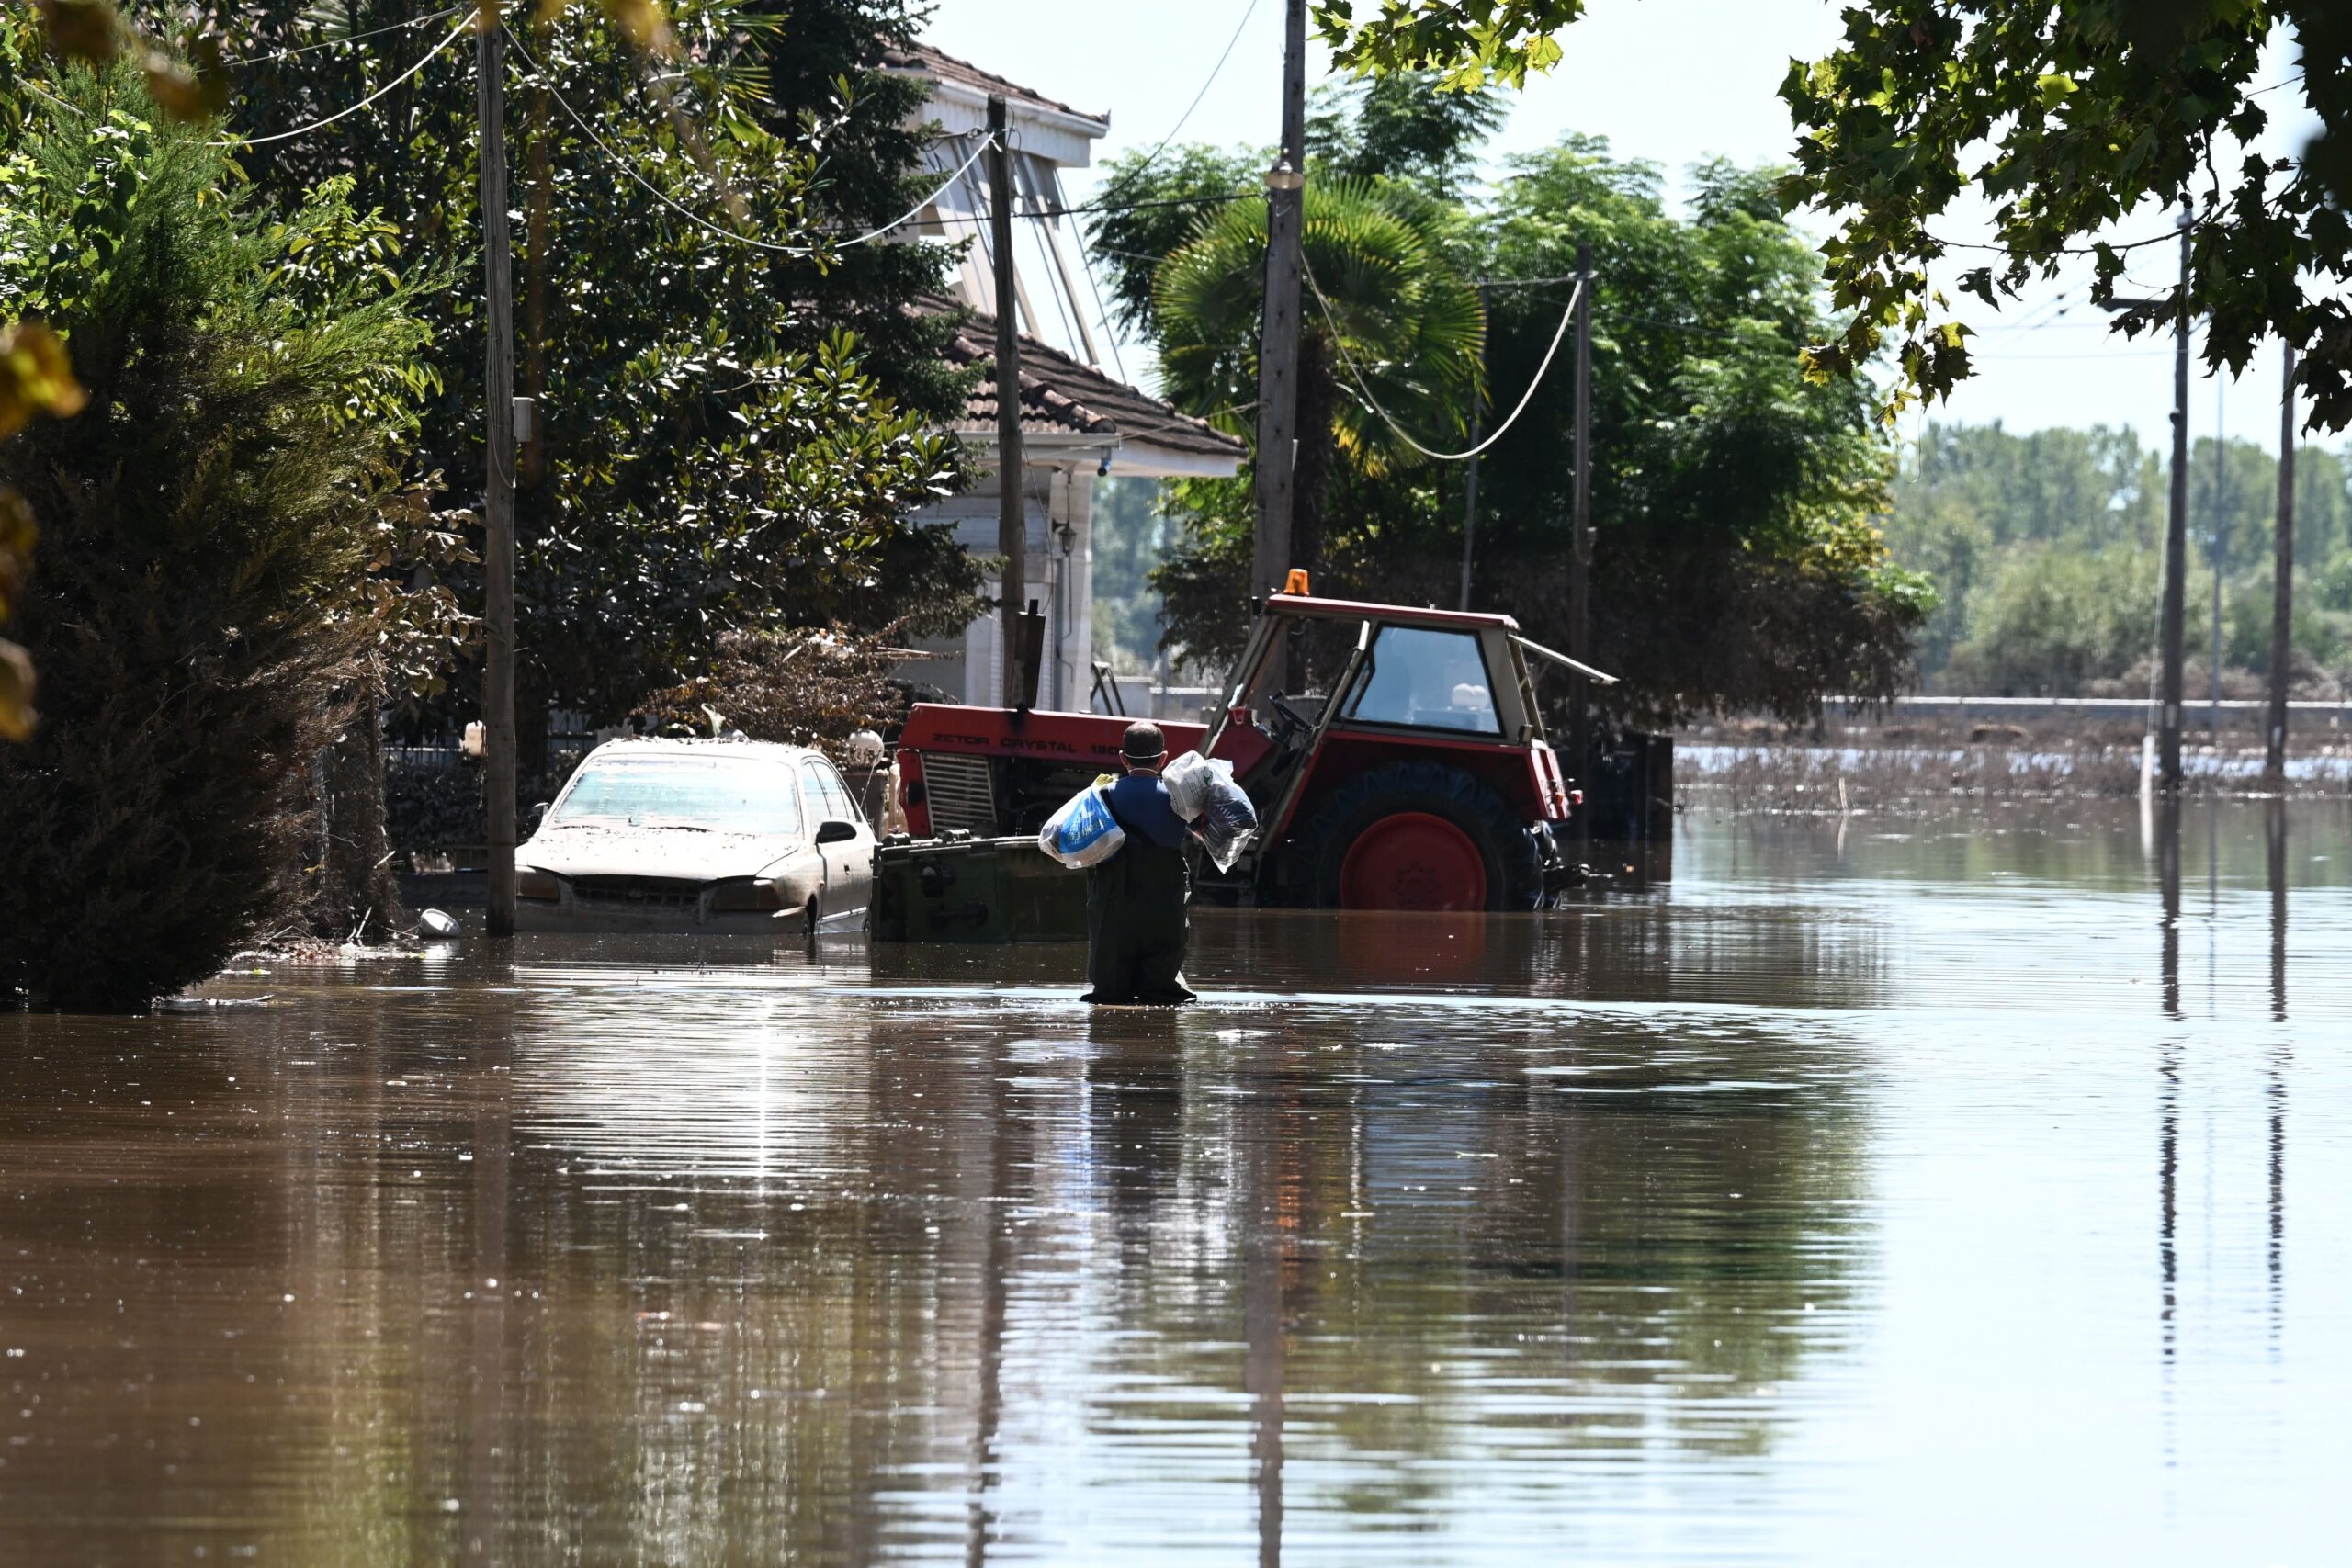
[1153,179,1485,584]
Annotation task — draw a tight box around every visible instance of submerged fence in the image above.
[385,739,596,856]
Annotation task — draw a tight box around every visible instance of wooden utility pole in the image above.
[2211,376,2225,743]
[988,95,1027,707]
[2158,209,2191,791]
[1566,243,1594,813]
[2267,344,2297,782]
[1250,0,1307,611]
[1457,283,1486,611]
[478,12,518,936]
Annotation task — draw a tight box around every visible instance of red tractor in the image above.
[893,589,1615,910]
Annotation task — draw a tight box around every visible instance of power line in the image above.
[17,77,85,118]
[1967,346,2176,362]
[920,189,1254,230]
[1471,270,1584,288]
[832,135,996,247]
[1928,217,2199,256]
[1306,255,1582,464]
[505,25,989,256]
[1084,0,1261,218]
[207,9,473,148]
[223,6,464,67]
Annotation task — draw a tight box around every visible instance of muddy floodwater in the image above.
[4,801,2349,1564]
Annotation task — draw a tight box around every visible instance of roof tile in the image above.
[941,311,1244,461]
[879,41,1107,128]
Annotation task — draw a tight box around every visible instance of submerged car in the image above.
[515,739,875,933]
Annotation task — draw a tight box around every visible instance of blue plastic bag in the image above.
[1039,778,1126,869]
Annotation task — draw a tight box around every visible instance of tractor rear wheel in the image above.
[1295,761,1544,911]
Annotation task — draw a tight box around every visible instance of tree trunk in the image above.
[1291,338,1340,586]
[309,656,406,942]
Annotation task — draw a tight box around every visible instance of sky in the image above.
[916,0,2327,454]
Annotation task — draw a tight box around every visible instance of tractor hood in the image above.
[897,705,1210,771]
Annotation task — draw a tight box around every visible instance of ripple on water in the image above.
[0,798,2346,1562]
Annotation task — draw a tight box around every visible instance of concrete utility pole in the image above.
[2158,209,2192,791]
[1457,282,1486,611]
[1249,0,1307,610]
[1566,243,1594,809]
[988,95,1026,707]
[478,13,518,937]
[2267,344,2297,782]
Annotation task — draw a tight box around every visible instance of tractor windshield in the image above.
[1342,626,1502,735]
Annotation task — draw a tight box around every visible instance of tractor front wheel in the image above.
[1295,761,1544,911]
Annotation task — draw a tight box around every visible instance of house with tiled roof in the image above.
[881,43,1245,709]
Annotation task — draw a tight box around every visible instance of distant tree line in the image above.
[1888,422,2352,697]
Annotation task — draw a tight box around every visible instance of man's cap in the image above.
[1121,721,1167,761]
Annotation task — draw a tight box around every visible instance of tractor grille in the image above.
[571,875,705,912]
[918,752,998,835]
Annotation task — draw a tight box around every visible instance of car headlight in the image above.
[708,879,784,913]
[517,868,561,902]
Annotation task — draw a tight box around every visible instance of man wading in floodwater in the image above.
[1083,721,1197,1006]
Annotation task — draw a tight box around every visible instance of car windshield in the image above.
[547,755,804,836]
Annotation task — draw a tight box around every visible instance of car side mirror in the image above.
[528,801,551,831]
[814,818,859,846]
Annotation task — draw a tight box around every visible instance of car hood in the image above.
[519,826,811,883]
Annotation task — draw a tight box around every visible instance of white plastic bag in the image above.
[1164,751,1257,872]
[1038,776,1125,869]
[1160,750,1223,822]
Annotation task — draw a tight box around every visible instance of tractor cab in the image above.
[890,586,1614,911]
[1199,592,1609,908]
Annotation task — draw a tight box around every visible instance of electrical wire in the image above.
[207,8,473,147]
[1306,256,1582,464]
[835,135,993,247]
[17,77,85,118]
[224,6,464,67]
[1929,217,2194,255]
[922,189,1253,230]
[506,24,989,256]
[1471,270,1585,288]
[1083,0,1261,217]
[1075,226,1131,383]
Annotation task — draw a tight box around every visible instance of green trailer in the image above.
[868,832,1088,942]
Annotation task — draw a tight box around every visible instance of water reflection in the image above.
[2265,801,2288,1353]
[1,801,2347,1562]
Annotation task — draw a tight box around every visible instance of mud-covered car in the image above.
[514,739,873,933]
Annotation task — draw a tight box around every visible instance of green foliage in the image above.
[1942,542,2162,694]
[1125,118,1928,724]
[1307,70,1504,197]
[1156,176,1486,471]
[1311,0,2352,438]
[0,316,85,739]
[637,624,918,765]
[1312,0,1587,91]
[1477,146,1933,722]
[183,0,977,727]
[1891,420,2352,694]
[1149,174,1487,685]
[1090,477,1170,673]
[1774,1,2352,427]
[1086,143,1263,342]
[0,61,429,1007]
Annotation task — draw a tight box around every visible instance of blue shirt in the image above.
[1105,772,1188,850]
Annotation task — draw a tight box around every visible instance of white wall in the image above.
[908,461,1097,710]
